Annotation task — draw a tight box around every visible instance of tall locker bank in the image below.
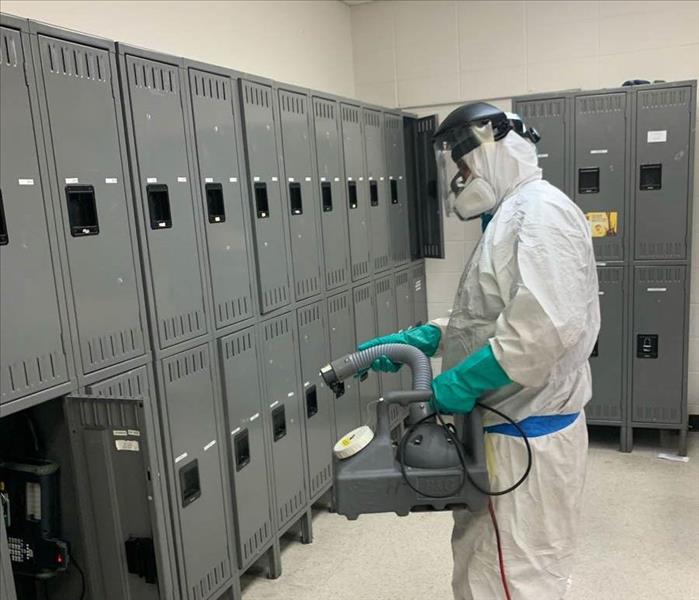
[353,283,379,426]
[239,78,292,314]
[363,108,391,273]
[187,64,256,331]
[0,17,73,411]
[340,102,371,281]
[312,95,350,291]
[384,112,410,266]
[573,92,629,262]
[118,48,209,352]
[277,87,323,301]
[327,292,361,439]
[297,302,334,501]
[31,24,149,383]
[258,313,308,530]
[218,327,274,570]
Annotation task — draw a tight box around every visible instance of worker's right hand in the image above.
[357,324,442,373]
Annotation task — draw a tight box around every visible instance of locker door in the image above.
[632,266,686,424]
[374,275,402,426]
[218,328,273,570]
[395,269,414,393]
[158,344,232,600]
[37,35,147,375]
[259,314,307,529]
[363,108,390,273]
[297,302,334,500]
[188,69,255,329]
[340,103,371,281]
[574,93,628,262]
[327,292,360,438]
[411,262,428,326]
[0,25,71,406]
[353,284,379,426]
[384,113,410,266]
[278,89,322,300]
[514,97,568,194]
[121,55,208,350]
[64,392,170,600]
[587,267,624,423]
[634,86,693,261]
[312,96,350,290]
[240,80,291,313]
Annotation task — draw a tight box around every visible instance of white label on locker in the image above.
[205,177,214,183]
[128,429,141,437]
[596,261,607,267]
[399,176,403,180]
[229,177,238,183]
[113,430,128,437]
[598,291,605,296]
[288,177,295,182]
[270,401,279,409]
[647,287,667,293]
[380,176,384,181]
[647,130,667,143]
[359,177,364,181]
[231,427,241,436]
[203,439,217,451]
[287,392,295,397]
[537,153,549,159]
[177,177,187,183]
[347,176,353,181]
[147,177,157,183]
[334,177,340,182]
[272,176,278,182]
[304,381,310,387]
[253,176,261,182]
[589,149,608,155]
[175,452,188,464]
[115,440,140,452]
[105,177,118,184]
[305,177,312,182]
[65,177,79,184]
[321,177,326,182]
[249,413,260,422]
[18,179,34,185]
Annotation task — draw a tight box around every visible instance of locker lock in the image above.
[636,334,658,359]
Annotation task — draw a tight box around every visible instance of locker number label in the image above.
[647,130,667,143]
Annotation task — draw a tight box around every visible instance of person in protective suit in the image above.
[359,102,600,599]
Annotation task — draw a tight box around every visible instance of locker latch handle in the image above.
[234,429,250,471]
[124,537,158,584]
[306,385,318,418]
[321,181,333,212]
[178,459,201,507]
[66,184,100,236]
[348,180,358,209]
[639,164,662,191]
[289,182,303,215]
[390,179,398,204]
[0,190,7,245]
[636,334,658,359]
[146,184,172,230]
[369,180,379,207]
[255,182,270,218]
[272,405,287,442]
[205,182,226,223]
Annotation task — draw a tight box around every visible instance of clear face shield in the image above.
[434,121,495,219]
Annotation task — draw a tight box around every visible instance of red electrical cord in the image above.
[488,498,513,600]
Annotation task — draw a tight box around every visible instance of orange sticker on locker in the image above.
[586,211,618,238]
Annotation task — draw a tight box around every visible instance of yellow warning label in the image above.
[586,211,618,238]
[341,438,351,447]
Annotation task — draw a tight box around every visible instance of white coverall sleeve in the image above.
[490,220,593,388]
[428,317,451,357]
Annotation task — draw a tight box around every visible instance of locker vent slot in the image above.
[88,368,148,399]
[234,429,251,471]
[242,522,271,564]
[4,351,68,397]
[289,182,303,215]
[191,72,228,101]
[598,269,622,284]
[417,118,435,134]
[578,95,624,114]
[0,190,8,245]
[637,266,683,284]
[329,293,348,314]
[178,459,201,507]
[296,275,320,299]
[341,104,359,123]
[243,82,270,108]
[635,406,680,423]
[384,115,400,129]
[587,404,620,420]
[638,241,683,260]
[160,309,206,345]
[254,182,269,218]
[363,110,380,128]
[192,561,230,600]
[1,28,19,67]
[279,490,304,524]
[639,164,662,191]
[321,181,333,212]
[390,179,398,204]
[70,395,143,428]
[216,295,251,328]
[639,88,689,109]
[280,91,306,115]
[262,284,289,311]
[396,272,409,286]
[347,181,358,209]
[42,38,107,82]
[222,330,253,360]
[205,183,226,223]
[354,286,370,304]
[146,184,172,229]
[164,347,209,383]
[375,255,389,271]
[313,98,334,120]
[369,180,379,206]
[326,267,347,289]
[264,317,290,341]
[128,57,175,93]
[311,464,332,496]
[376,278,392,295]
[299,304,321,326]
[578,168,600,194]
[352,261,369,279]
[83,326,145,371]
[66,185,99,236]
[519,99,563,119]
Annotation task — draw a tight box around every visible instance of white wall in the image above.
[2,0,355,97]
[351,0,699,413]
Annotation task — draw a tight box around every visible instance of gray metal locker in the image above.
[514,96,569,194]
[374,275,403,427]
[0,501,16,600]
[384,113,410,266]
[64,392,176,600]
[352,283,379,426]
[631,266,687,425]
[411,261,428,326]
[634,85,694,261]
[312,96,350,290]
[258,313,307,529]
[363,108,391,273]
[218,328,273,570]
[340,103,371,281]
[188,67,255,330]
[0,21,72,409]
[327,292,361,438]
[34,30,148,377]
[296,302,334,500]
[394,268,414,393]
[587,267,625,423]
[574,92,628,262]
[239,79,292,313]
[156,343,233,600]
[277,88,323,300]
[118,49,209,351]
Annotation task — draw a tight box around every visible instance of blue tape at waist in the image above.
[484,412,580,438]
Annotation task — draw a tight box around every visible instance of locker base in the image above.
[239,538,282,582]
[586,421,630,453]
[279,506,314,545]
[626,424,689,457]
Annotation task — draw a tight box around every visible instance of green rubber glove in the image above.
[357,324,442,373]
[430,344,511,414]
